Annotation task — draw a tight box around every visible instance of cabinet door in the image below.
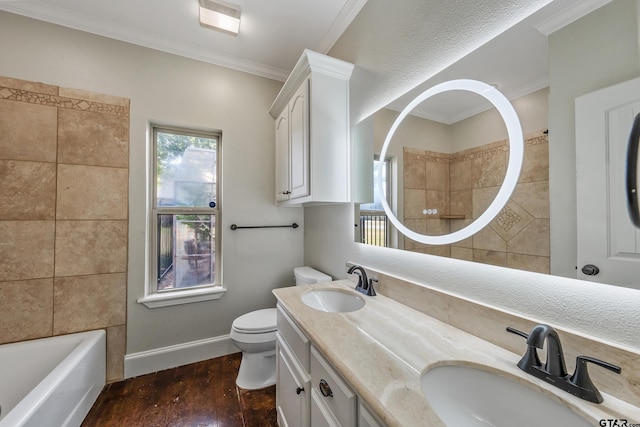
[311,388,342,427]
[275,109,290,202]
[358,402,386,427]
[289,78,310,199]
[277,336,310,427]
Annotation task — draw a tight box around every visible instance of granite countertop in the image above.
[273,280,640,427]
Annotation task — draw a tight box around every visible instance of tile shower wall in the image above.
[403,131,550,273]
[0,76,129,382]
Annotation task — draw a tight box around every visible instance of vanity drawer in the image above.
[277,304,310,371]
[311,346,356,427]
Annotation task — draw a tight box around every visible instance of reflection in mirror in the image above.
[358,87,549,273]
[379,81,526,247]
[353,0,640,288]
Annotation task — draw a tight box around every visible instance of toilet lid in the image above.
[233,308,277,333]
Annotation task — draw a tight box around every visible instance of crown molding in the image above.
[0,2,292,81]
[317,0,368,53]
[535,0,613,36]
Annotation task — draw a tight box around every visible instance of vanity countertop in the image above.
[273,280,640,427]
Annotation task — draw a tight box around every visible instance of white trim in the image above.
[137,286,227,308]
[535,0,613,36]
[124,334,238,378]
[316,0,369,53]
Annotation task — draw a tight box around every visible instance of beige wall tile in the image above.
[511,181,550,219]
[451,246,473,261]
[507,253,550,274]
[472,151,507,188]
[426,190,448,216]
[58,87,130,108]
[450,159,472,190]
[473,226,507,251]
[0,160,56,220]
[450,190,473,218]
[472,249,507,267]
[106,325,126,382]
[0,76,58,95]
[0,99,57,162]
[0,278,53,343]
[57,164,128,220]
[472,186,500,218]
[55,220,128,276]
[53,273,126,334]
[416,245,451,257]
[403,151,426,189]
[404,189,426,219]
[58,108,129,168]
[507,219,550,257]
[0,220,55,281]
[426,161,448,191]
[520,138,549,183]
[490,201,534,241]
[426,218,450,236]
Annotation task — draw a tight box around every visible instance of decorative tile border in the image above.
[0,86,129,118]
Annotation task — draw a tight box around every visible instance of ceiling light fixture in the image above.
[199,0,241,36]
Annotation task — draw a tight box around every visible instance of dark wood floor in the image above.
[82,353,278,427]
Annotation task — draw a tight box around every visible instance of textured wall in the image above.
[0,76,129,382]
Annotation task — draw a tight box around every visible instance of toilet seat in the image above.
[232,308,277,334]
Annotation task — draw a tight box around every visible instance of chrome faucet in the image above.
[347,265,376,296]
[507,324,621,403]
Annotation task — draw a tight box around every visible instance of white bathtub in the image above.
[0,330,106,427]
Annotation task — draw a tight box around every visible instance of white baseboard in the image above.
[124,334,239,378]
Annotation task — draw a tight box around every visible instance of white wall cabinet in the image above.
[270,50,354,206]
[276,304,388,427]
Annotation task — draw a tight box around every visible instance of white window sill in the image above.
[138,286,227,308]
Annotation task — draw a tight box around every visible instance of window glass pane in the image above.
[157,214,216,290]
[361,159,388,211]
[156,131,217,208]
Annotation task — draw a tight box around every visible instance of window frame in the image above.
[138,124,225,308]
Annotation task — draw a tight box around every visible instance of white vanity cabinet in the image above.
[276,305,311,427]
[276,304,388,427]
[269,49,354,206]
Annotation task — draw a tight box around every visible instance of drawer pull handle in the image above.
[319,379,333,397]
[296,386,304,395]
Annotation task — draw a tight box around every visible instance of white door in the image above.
[289,78,310,200]
[576,76,640,288]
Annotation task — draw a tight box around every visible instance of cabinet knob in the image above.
[319,379,333,397]
[296,386,304,395]
[581,264,600,276]
[283,190,291,195]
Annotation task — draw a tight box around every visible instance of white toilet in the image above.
[230,266,331,390]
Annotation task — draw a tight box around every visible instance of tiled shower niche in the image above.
[403,132,550,273]
[0,76,129,382]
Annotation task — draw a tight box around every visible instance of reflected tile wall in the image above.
[403,132,550,274]
[0,76,129,381]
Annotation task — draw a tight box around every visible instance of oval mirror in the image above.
[377,79,524,245]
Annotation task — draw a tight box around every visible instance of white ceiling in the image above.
[0,0,367,81]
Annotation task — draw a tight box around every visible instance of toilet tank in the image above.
[294,266,331,285]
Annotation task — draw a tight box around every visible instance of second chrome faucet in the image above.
[507,324,621,403]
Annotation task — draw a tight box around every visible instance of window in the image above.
[140,125,223,308]
[359,157,390,247]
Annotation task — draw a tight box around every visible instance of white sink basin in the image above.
[421,365,591,427]
[301,289,365,313]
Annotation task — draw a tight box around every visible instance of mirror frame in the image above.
[377,79,524,245]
